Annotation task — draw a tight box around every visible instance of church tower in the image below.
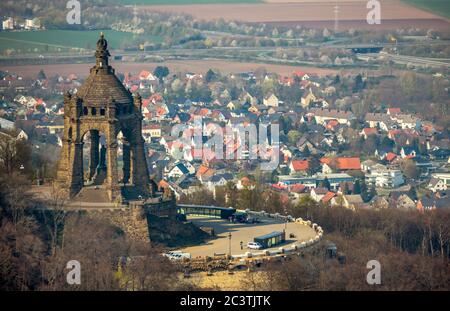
[56,33,151,202]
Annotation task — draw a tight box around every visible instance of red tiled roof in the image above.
[159,179,169,189]
[293,70,307,77]
[320,157,332,165]
[337,157,361,170]
[149,93,163,103]
[321,191,336,203]
[362,128,377,135]
[272,183,287,190]
[198,108,210,117]
[291,160,309,171]
[280,194,290,205]
[290,184,306,193]
[388,108,401,114]
[142,99,150,107]
[240,176,255,187]
[385,152,397,162]
[321,157,361,170]
[326,119,339,129]
[139,70,152,79]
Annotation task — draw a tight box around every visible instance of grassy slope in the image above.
[0,30,162,53]
[403,0,450,19]
[119,0,261,5]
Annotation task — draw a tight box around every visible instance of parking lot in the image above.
[177,215,317,258]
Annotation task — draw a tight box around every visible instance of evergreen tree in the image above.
[320,177,331,190]
[307,155,321,176]
[153,66,169,83]
[341,182,349,195]
[205,69,216,83]
[37,69,46,80]
[333,74,341,85]
[302,144,311,157]
[353,179,362,194]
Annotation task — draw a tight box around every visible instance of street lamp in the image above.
[227,232,234,274]
[228,232,232,259]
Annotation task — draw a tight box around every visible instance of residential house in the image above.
[400,146,418,158]
[321,157,361,173]
[0,117,14,130]
[263,93,280,107]
[431,173,450,188]
[289,159,309,175]
[393,114,421,130]
[278,173,354,191]
[387,108,401,116]
[365,164,405,188]
[16,130,28,140]
[309,108,355,125]
[196,165,216,183]
[331,194,364,210]
[417,195,450,212]
[395,194,416,209]
[370,196,389,209]
[142,124,161,143]
[166,162,191,179]
[364,112,391,131]
[205,173,234,191]
[236,176,255,190]
[321,191,336,205]
[360,128,378,139]
[301,88,318,108]
[310,187,329,202]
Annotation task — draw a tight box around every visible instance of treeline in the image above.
[245,231,450,290]
[291,200,450,259]
[0,142,195,292]
[180,184,450,259]
[178,181,289,214]
[180,184,450,290]
[0,172,197,290]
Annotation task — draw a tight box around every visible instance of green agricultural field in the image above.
[0,30,162,54]
[118,0,261,5]
[403,0,450,19]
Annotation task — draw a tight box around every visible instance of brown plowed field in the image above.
[142,1,449,29]
[1,60,338,78]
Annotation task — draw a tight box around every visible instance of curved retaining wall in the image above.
[180,209,323,270]
[232,209,323,260]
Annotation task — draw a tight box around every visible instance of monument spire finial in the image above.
[95,32,109,69]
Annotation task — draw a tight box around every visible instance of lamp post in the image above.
[227,232,234,274]
[228,232,232,259]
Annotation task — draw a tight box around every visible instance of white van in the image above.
[247,242,263,250]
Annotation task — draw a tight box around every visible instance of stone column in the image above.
[89,130,99,179]
[70,141,84,197]
[99,145,106,169]
[105,127,120,202]
[122,140,131,185]
[131,137,150,195]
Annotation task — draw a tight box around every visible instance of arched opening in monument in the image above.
[82,129,107,187]
[116,129,133,186]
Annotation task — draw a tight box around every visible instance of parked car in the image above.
[247,242,263,250]
[164,252,191,261]
[246,217,261,224]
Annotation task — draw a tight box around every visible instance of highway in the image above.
[361,51,450,68]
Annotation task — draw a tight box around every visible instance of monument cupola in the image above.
[56,33,151,202]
